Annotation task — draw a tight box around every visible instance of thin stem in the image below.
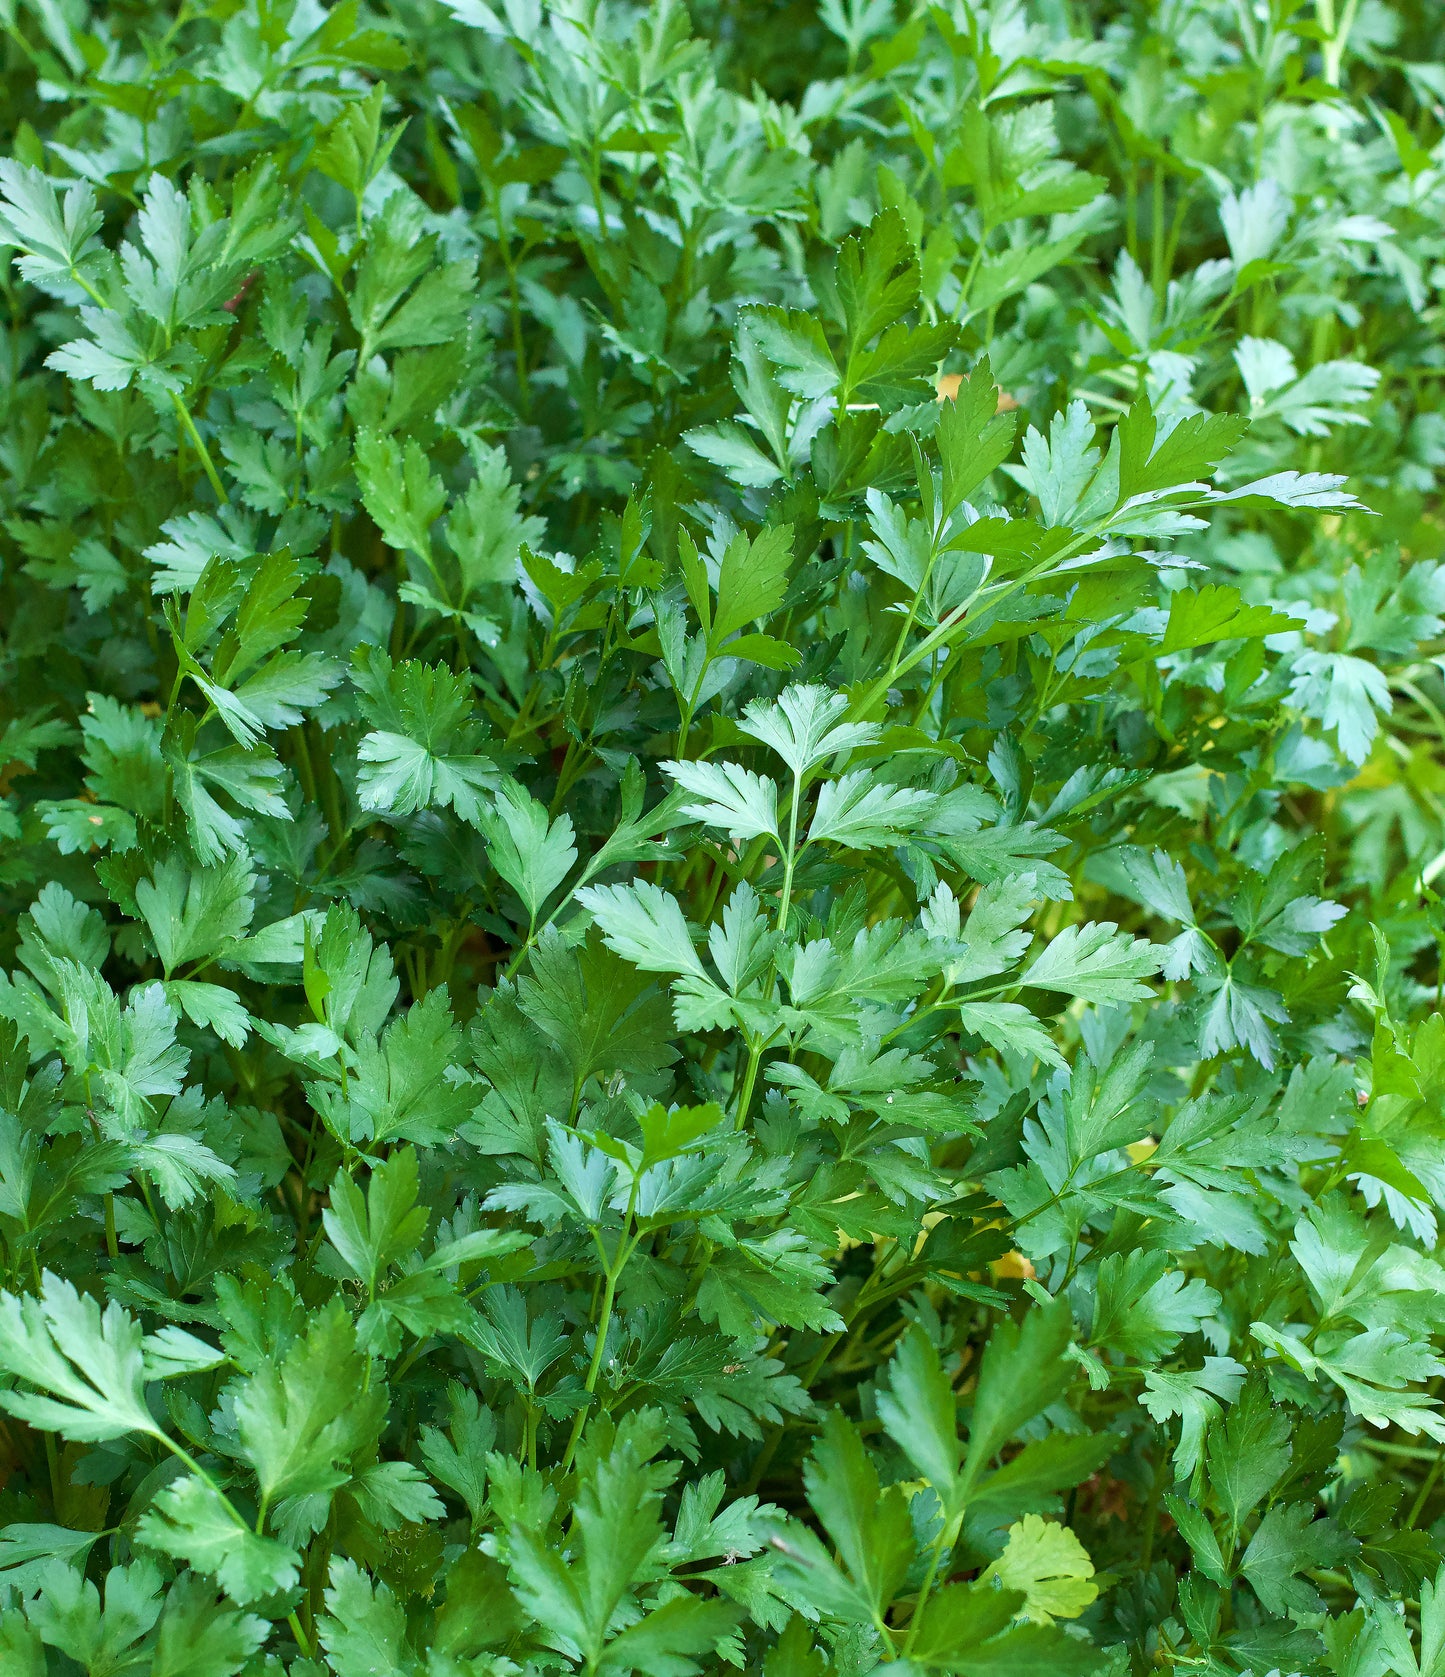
[71,267,109,309]
[1321,0,1362,84]
[170,392,229,504]
[44,1431,62,1517]
[580,1261,621,1395]
[850,503,1131,727]
[777,769,802,932]
[733,1034,765,1131]
[901,1523,952,1657]
[1407,1452,1444,1528]
[289,1611,313,1658]
[560,1220,638,1472]
[675,698,696,760]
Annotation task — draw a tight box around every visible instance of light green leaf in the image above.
[477,778,578,925]
[576,881,707,979]
[136,1477,300,1607]
[0,1275,220,1443]
[1021,923,1162,1004]
[980,1516,1098,1625]
[664,759,780,842]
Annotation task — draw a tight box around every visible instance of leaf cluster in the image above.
[0,0,1444,1674]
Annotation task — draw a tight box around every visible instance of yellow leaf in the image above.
[982,1515,1098,1624]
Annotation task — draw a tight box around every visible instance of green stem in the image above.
[777,769,802,932]
[850,505,1129,728]
[1406,1452,1443,1528]
[1139,1452,1169,1568]
[170,392,229,504]
[901,1523,953,1658]
[560,1225,637,1472]
[44,1431,63,1517]
[70,267,109,309]
[1321,0,1361,84]
[675,699,696,760]
[733,1034,764,1132]
[289,1611,313,1658]
[582,1267,620,1396]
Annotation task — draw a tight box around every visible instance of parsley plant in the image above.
[0,1,1444,1674]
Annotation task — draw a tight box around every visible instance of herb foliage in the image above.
[0,0,1444,1673]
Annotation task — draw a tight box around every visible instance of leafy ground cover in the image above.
[2,0,1445,1672]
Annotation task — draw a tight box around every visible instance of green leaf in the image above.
[961,1300,1074,1500]
[151,1575,269,1677]
[685,421,784,489]
[164,979,252,1048]
[664,759,780,842]
[596,1595,741,1676]
[419,1387,497,1527]
[1162,1495,1228,1585]
[713,523,794,646]
[876,1325,961,1504]
[966,1432,1119,1526]
[795,1410,915,1621]
[311,987,473,1147]
[355,429,446,560]
[1020,923,1162,1004]
[904,1581,1019,1668]
[1139,1359,1246,1478]
[1090,1251,1220,1364]
[577,881,707,979]
[1159,583,1300,654]
[135,853,256,976]
[807,771,936,849]
[0,161,104,293]
[1016,401,1102,528]
[1236,336,1379,435]
[233,1299,369,1510]
[25,1561,163,1673]
[739,684,878,778]
[313,86,407,203]
[136,1477,300,1606]
[0,1275,221,1443]
[352,647,499,822]
[516,929,679,1093]
[509,1421,736,1673]
[1116,399,1248,501]
[1205,1379,1292,1534]
[323,1148,430,1290]
[937,360,1019,513]
[1239,1501,1356,1617]
[742,307,838,400]
[316,1557,418,1677]
[477,778,578,926]
[836,210,918,354]
[696,1231,846,1339]
[956,1001,1066,1069]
